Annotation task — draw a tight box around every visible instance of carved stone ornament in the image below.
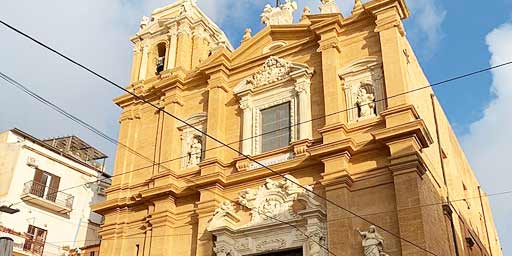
[261,0,298,26]
[238,175,320,225]
[319,0,340,14]
[234,56,313,95]
[208,175,327,256]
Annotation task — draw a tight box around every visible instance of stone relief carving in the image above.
[213,244,235,256]
[238,175,318,225]
[249,56,291,88]
[357,226,389,256]
[208,175,326,256]
[261,0,298,26]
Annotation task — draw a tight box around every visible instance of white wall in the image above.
[0,131,107,255]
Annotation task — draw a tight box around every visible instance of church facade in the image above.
[92,0,503,255]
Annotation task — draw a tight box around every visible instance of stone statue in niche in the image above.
[357,226,389,256]
[186,135,202,167]
[356,85,376,119]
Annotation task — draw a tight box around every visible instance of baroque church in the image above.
[93,0,503,255]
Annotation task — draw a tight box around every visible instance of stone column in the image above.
[139,44,150,80]
[176,22,193,70]
[240,97,253,155]
[130,42,143,83]
[167,27,178,70]
[374,7,410,107]
[294,72,313,140]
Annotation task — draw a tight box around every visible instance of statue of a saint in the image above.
[357,226,388,256]
[356,87,376,119]
[187,136,202,167]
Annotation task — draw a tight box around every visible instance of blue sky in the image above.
[0,0,511,254]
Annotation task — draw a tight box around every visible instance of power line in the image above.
[0,74,335,256]
[41,189,512,244]
[4,19,510,255]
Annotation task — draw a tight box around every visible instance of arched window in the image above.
[155,42,166,74]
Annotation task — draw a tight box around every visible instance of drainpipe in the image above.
[478,186,493,256]
[431,93,460,256]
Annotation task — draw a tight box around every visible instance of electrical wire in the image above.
[3,18,511,255]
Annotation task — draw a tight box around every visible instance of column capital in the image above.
[373,5,406,36]
[317,37,341,53]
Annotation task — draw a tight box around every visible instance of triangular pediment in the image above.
[229,24,316,64]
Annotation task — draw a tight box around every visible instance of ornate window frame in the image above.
[177,112,207,169]
[338,56,386,123]
[207,175,327,256]
[234,56,314,155]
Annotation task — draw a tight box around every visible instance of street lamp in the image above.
[0,205,19,214]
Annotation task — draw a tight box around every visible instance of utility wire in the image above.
[4,18,511,255]
[41,189,512,244]
[0,72,335,255]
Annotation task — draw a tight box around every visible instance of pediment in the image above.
[229,25,315,64]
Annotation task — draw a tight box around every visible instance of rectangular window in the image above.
[261,103,291,153]
[23,225,47,256]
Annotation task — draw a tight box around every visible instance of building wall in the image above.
[0,130,107,255]
[94,0,502,256]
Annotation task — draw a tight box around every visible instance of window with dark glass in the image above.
[261,103,291,153]
[257,248,303,256]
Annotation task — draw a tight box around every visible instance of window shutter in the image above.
[31,169,44,196]
[47,175,61,202]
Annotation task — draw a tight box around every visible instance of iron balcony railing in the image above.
[22,181,74,210]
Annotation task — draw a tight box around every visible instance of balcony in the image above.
[20,181,74,214]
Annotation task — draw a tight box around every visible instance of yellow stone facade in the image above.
[93,0,503,255]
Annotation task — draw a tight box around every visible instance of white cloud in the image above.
[461,22,512,254]
[407,0,447,53]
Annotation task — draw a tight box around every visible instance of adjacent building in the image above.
[0,129,111,256]
[93,0,503,255]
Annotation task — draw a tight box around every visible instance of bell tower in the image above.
[128,0,233,83]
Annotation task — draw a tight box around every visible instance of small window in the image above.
[90,252,96,256]
[156,42,166,74]
[261,103,291,152]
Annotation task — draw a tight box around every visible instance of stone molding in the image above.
[233,56,314,155]
[208,175,327,256]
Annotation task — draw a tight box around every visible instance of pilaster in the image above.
[167,26,178,70]
[320,152,355,256]
[372,5,410,107]
[204,69,230,164]
[130,42,143,83]
[176,22,193,70]
[195,185,225,256]
[159,87,184,172]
